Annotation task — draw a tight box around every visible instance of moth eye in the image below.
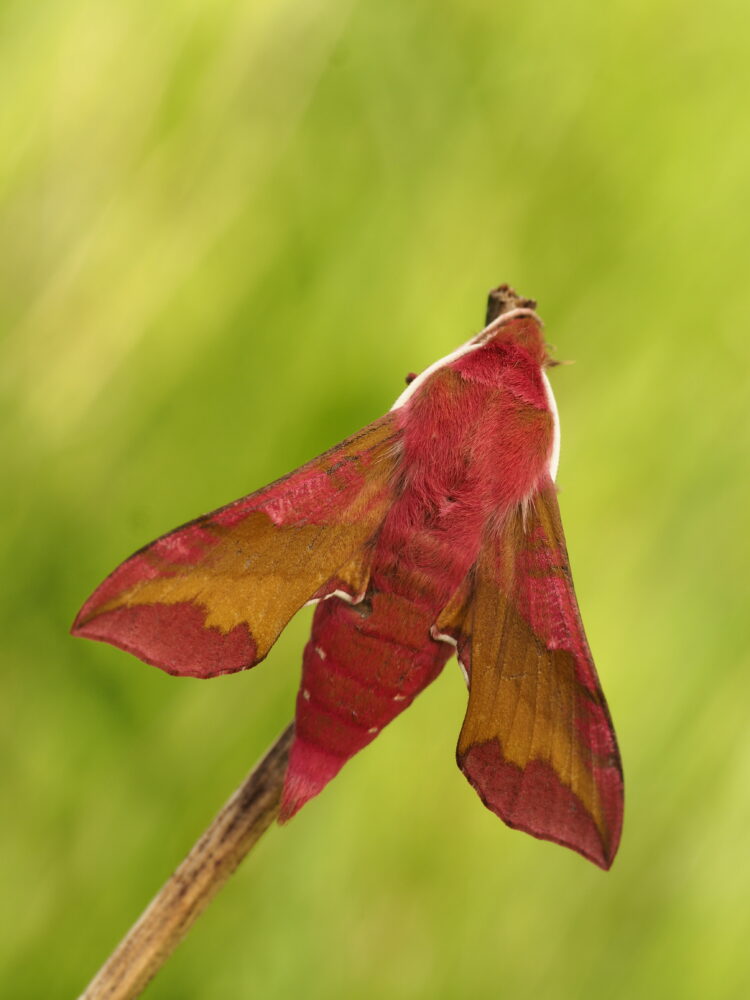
[404,372,418,385]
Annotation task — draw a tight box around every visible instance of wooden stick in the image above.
[79,724,295,1000]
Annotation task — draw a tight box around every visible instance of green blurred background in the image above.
[2,0,749,996]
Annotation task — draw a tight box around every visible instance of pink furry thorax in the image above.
[281,314,556,817]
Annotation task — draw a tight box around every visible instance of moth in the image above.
[73,285,623,868]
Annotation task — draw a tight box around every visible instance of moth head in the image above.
[484,284,537,325]
[475,284,551,367]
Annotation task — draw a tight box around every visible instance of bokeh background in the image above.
[2,1,749,996]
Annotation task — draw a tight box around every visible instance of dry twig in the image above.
[79,724,294,1000]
